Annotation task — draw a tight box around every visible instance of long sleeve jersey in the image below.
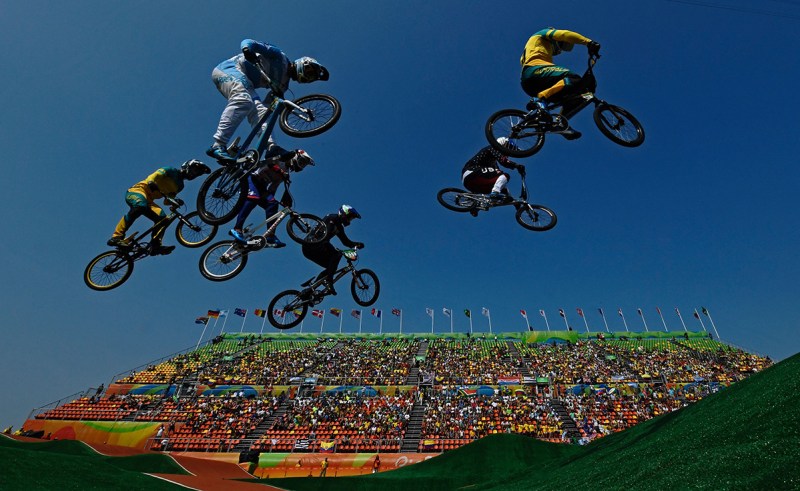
[128,167,185,199]
[215,39,291,96]
[520,28,592,68]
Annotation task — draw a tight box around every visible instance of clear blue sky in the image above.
[1,0,799,426]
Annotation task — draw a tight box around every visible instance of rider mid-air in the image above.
[301,205,364,296]
[207,39,330,163]
[462,140,525,207]
[520,28,600,140]
[107,160,210,254]
[228,147,315,248]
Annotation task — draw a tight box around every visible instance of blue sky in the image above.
[1,0,799,426]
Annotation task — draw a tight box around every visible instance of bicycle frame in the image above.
[301,251,360,305]
[532,53,603,121]
[117,202,185,258]
[460,169,531,211]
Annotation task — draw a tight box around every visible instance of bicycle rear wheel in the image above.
[84,251,134,291]
[485,108,545,157]
[593,103,645,147]
[196,167,247,225]
[175,211,219,248]
[437,188,477,213]
[286,213,328,245]
[267,290,308,329]
[279,94,342,138]
[515,204,557,232]
[351,269,380,307]
[199,240,248,281]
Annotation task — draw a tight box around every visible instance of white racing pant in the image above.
[211,67,272,147]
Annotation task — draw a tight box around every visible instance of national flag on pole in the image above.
[656,307,662,315]
[675,307,681,315]
[219,310,229,317]
[254,309,266,318]
[637,308,643,316]
[426,308,434,317]
[330,308,342,317]
[464,309,471,318]
[539,309,546,318]
[371,309,382,318]
[481,307,490,317]
[234,308,247,317]
[701,307,709,316]
[443,308,452,317]
[207,310,220,319]
[558,309,565,318]
[351,310,361,319]
[618,308,624,317]
[392,308,401,316]
[693,311,700,319]
[292,309,303,318]
[319,441,335,453]
[598,308,604,316]
[520,309,528,318]
[195,317,209,325]
[312,310,324,318]
[577,308,584,317]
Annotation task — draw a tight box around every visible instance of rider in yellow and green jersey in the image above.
[520,28,600,140]
[107,160,209,254]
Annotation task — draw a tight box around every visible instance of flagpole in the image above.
[676,308,688,332]
[694,309,707,332]
[598,309,610,333]
[488,312,492,334]
[638,309,649,332]
[239,311,247,333]
[320,311,325,334]
[542,312,550,332]
[300,318,304,333]
[359,310,363,334]
[468,311,473,335]
[218,311,229,335]
[259,312,267,335]
[196,320,209,350]
[400,310,403,334]
[579,310,590,333]
[619,310,629,332]
[524,313,530,331]
[657,308,668,332]
[379,312,383,335]
[702,307,721,340]
[430,310,434,334]
[560,310,569,330]
[450,309,453,334]
[211,315,220,336]
[339,312,343,334]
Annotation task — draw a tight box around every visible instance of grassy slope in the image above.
[0,438,188,491]
[263,352,800,491]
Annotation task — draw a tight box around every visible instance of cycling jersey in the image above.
[462,145,513,176]
[214,40,291,96]
[520,29,592,68]
[127,167,185,199]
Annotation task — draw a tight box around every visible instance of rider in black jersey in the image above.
[301,205,364,296]
[462,140,525,205]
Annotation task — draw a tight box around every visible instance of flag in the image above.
[319,441,335,453]
[482,307,490,317]
[330,308,342,317]
[443,308,452,317]
[426,308,434,317]
[195,317,208,325]
[598,308,604,316]
[637,308,643,316]
[577,308,584,317]
[464,309,471,318]
[558,309,565,318]
[520,309,528,318]
[207,310,220,319]
[675,307,681,315]
[701,307,709,316]
[618,309,624,317]
[656,307,662,315]
[273,309,284,318]
[294,439,310,450]
[392,308,401,316]
[253,309,266,318]
[292,309,303,318]
[371,309,382,318]
[351,310,361,319]
[219,310,229,317]
[539,309,546,318]
[312,310,324,318]
[693,311,700,319]
[234,308,247,317]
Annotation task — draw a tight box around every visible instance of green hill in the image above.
[263,352,800,491]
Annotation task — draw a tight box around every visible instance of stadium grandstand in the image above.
[15,330,772,477]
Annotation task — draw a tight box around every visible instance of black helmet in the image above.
[181,159,211,179]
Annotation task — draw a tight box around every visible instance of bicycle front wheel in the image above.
[485,109,545,157]
[286,213,328,245]
[196,167,247,225]
[515,204,557,232]
[593,103,645,147]
[279,94,342,138]
[268,290,308,329]
[437,188,476,213]
[199,240,248,282]
[84,251,134,291]
[351,269,380,307]
[175,211,219,248]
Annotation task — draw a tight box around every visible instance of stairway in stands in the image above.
[399,395,427,453]
[506,341,533,379]
[404,340,429,385]
[548,398,581,441]
[232,397,293,452]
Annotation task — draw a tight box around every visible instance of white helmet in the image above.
[294,57,329,83]
[288,149,314,172]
